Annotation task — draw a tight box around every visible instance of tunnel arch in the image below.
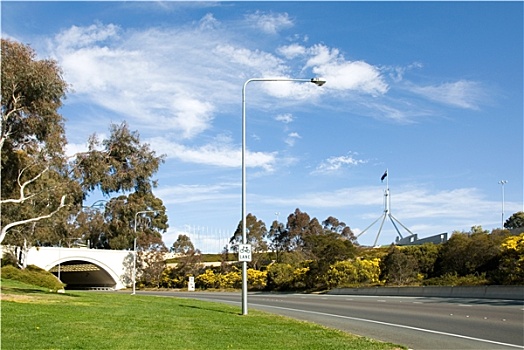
[46,256,124,290]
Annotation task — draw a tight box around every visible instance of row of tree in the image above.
[159,225,523,291]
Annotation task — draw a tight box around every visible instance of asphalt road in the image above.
[137,291,524,350]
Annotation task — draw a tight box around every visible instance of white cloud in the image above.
[277,43,306,59]
[275,113,294,123]
[54,23,120,49]
[313,153,367,174]
[245,11,294,34]
[408,80,486,109]
[277,43,389,95]
[285,132,301,147]
[65,142,89,158]
[199,13,220,30]
[155,183,238,204]
[169,94,215,139]
[65,133,107,157]
[51,21,295,141]
[47,20,404,151]
[147,136,277,171]
[260,79,325,101]
[312,59,389,95]
[45,16,487,181]
[214,44,286,76]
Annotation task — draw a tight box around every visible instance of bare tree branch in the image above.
[1,165,50,205]
[0,195,67,244]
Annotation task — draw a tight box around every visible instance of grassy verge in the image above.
[1,279,405,350]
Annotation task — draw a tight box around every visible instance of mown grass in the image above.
[1,279,405,350]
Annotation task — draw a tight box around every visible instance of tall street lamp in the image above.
[498,180,508,229]
[241,77,326,315]
[132,209,164,295]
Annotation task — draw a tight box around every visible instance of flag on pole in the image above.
[381,170,388,182]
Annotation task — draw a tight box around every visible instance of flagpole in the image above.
[386,168,389,213]
[386,168,389,191]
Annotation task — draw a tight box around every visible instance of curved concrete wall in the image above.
[328,285,524,300]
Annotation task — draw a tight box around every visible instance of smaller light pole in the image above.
[58,240,61,281]
[498,180,508,229]
[132,209,164,295]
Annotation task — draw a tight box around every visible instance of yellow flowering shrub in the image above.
[502,234,524,253]
[195,269,217,289]
[217,269,242,289]
[325,258,382,288]
[498,233,524,284]
[247,268,267,290]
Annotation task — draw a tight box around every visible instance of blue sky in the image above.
[2,1,523,252]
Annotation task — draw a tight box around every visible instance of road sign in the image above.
[188,276,195,291]
[238,244,252,262]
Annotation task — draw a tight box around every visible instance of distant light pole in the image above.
[498,180,508,228]
[241,77,326,315]
[132,209,164,295]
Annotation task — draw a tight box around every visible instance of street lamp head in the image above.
[310,77,326,86]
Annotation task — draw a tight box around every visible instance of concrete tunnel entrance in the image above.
[49,260,118,290]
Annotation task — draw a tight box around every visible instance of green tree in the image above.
[1,39,167,254]
[1,38,73,244]
[401,244,440,279]
[434,231,471,276]
[73,122,164,195]
[302,231,356,289]
[266,263,295,291]
[270,208,323,257]
[322,216,357,243]
[287,208,318,252]
[139,248,167,288]
[230,213,268,269]
[169,233,202,283]
[505,212,524,230]
[172,234,195,255]
[435,229,504,278]
[380,245,419,285]
[268,220,287,262]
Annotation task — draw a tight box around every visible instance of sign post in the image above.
[188,276,195,291]
[238,244,252,262]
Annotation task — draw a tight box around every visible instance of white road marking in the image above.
[249,302,523,349]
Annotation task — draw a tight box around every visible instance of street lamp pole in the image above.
[498,180,508,229]
[132,209,164,295]
[241,77,325,315]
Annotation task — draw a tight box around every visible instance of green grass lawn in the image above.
[1,279,405,350]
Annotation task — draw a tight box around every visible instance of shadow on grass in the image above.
[175,302,241,316]
[3,286,80,297]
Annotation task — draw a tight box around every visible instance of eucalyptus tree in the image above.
[1,39,167,254]
[322,216,357,243]
[169,234,202,283]
[1,38,72,244]
[230,213,268,269]
[172,234,195,255]
[505,211,524,231]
